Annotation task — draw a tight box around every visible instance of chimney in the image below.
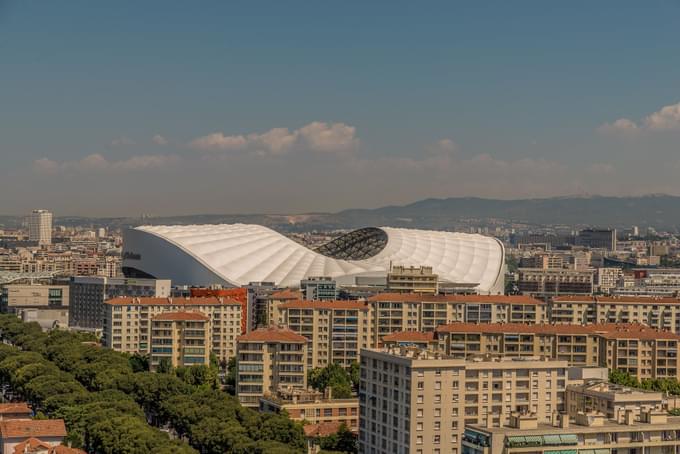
[559,414,570,429]
[625,409,635,425]
[551,410,559,427]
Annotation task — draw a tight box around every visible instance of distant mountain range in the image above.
[2,195,680,232]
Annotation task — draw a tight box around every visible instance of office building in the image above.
[102,296,241,363]
[462,408,680,454]
[359,347,568,454]
[27,210,52,246]
[69,276,171,329]
[236,326,308,408]
[578,228,617,251]
[0,284,69,329]
[300,277,338,301]
[386,265,439,294]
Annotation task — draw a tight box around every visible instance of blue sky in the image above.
[1,1,680,216]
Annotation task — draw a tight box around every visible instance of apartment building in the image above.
[359,348,568,454]
[517,268,594,296]
[566,380,665,419]
[266,289,303,327]
[278,300,372,369]
[102,296,241,362]
[236,326,308,408]
[367,294,548,346]
[433,323,599,367]
[69,276,171,329]
[553,295,680,332]
[149,312,210,370]
[386,266,439,295]
[259,388,359,431]
[386,322,680,381]
[463,408,680,454]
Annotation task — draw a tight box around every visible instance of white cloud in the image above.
[189,121,358,155]
[598,118,639,135]
[643,102,680,131]
[600,101,680,134]
[33,153,178,174]
[152,134,169,146]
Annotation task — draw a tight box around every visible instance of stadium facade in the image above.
[122,224,505,293]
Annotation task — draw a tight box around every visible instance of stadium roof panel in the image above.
[122,224,505,293]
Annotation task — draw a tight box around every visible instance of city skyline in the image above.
[1,1,680,216]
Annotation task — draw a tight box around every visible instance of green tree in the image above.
[308,363,354,398]
[129,353,149,372]
[156,357,173,374]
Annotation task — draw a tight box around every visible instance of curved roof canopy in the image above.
[123,224,504,293]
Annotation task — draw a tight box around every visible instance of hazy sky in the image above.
[1,1,680,216]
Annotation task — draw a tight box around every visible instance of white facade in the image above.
[123,224,505,293]
[28,209,52,245]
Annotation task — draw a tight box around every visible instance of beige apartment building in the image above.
[236,326,308,408]
[518,267,595,296]
[566,380,666,419]
[359,347,568,454]
[386,265,439,294]
[553,295,680,333]
[463,409,680,454]
[366,293,548,346]
[266,289,302,326]
[149,311,210,370]
[384,322,680,381]
[102,296,242,362]
[278,300,373,369]
[259,388,359,432]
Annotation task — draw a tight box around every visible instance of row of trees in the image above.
[609,369,680,395]
[0,315,307,454]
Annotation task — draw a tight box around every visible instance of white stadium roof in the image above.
[123,224,505,293]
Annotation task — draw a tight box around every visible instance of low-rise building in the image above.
[386,265,439,295]
[259,388,359,431]
[0,419,66,454]
[517,267,594,296]
[0,284,69,329]
[236,326,308,408]
[0,403,31,421]
[462,408,680,454]
[566,380,665,419]
[359,348,568,454]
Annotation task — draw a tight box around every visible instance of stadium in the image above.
[122,224,505,293]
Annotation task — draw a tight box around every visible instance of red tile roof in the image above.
[303,421,345,438]
[50,447,87,454]
[382,331,436,343]
[552,295,680,305]
[367,293,545,305]
[237,326,308,343]
[13,438,51,454]
[278,300,370,311]
[0,402,31,415]
[0,419,66,439]
[434,322,680,340]
[152,311,209,322]
[105,296,241,306]
[269,290,303,300]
